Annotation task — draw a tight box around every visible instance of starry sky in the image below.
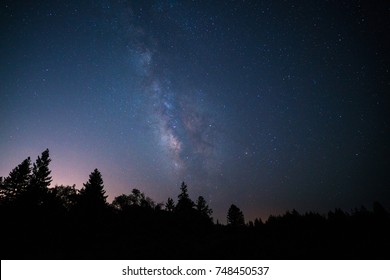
[1,0,389,221]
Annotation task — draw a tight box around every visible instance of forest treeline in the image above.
[1,149,389,259]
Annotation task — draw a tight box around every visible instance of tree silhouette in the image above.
[140,196,156,209]
[227,204,245,226]
[130,188,155,208]
[129,188,143,206]
[2,150,390,259]
[112,188,156,210]
[196,196,213,218]
[78,168,108,212]
[165,197,175,212]
[48,184,78,211]
[112,194,130,211]
[30,149,52,188]
[176,182,194,213]
[27,149,52,206]
[0,157,31,204]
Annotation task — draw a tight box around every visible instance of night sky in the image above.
[1,0,389,222]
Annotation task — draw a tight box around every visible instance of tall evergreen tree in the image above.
[28,149,52,205]
[196,196,213,218]
[0,157,31,203]
[227,204,245,226]
[79,168,108,211]
[31,149,52,187]
[176,182,194,213]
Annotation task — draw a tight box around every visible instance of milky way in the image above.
[127,16,222,178]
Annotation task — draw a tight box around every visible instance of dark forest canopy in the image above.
[1,149,389,259]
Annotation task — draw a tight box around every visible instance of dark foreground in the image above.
[1,204,389,259]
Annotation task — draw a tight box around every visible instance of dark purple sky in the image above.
[1,0,389,222]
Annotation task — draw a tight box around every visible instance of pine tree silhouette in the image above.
[196,196,213,218]
[78,168,108,213]
[227,204,245,226]
[27,149,52,205]
[0,157,31,204]
[2,149,390,259]
[176,182,194,213]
